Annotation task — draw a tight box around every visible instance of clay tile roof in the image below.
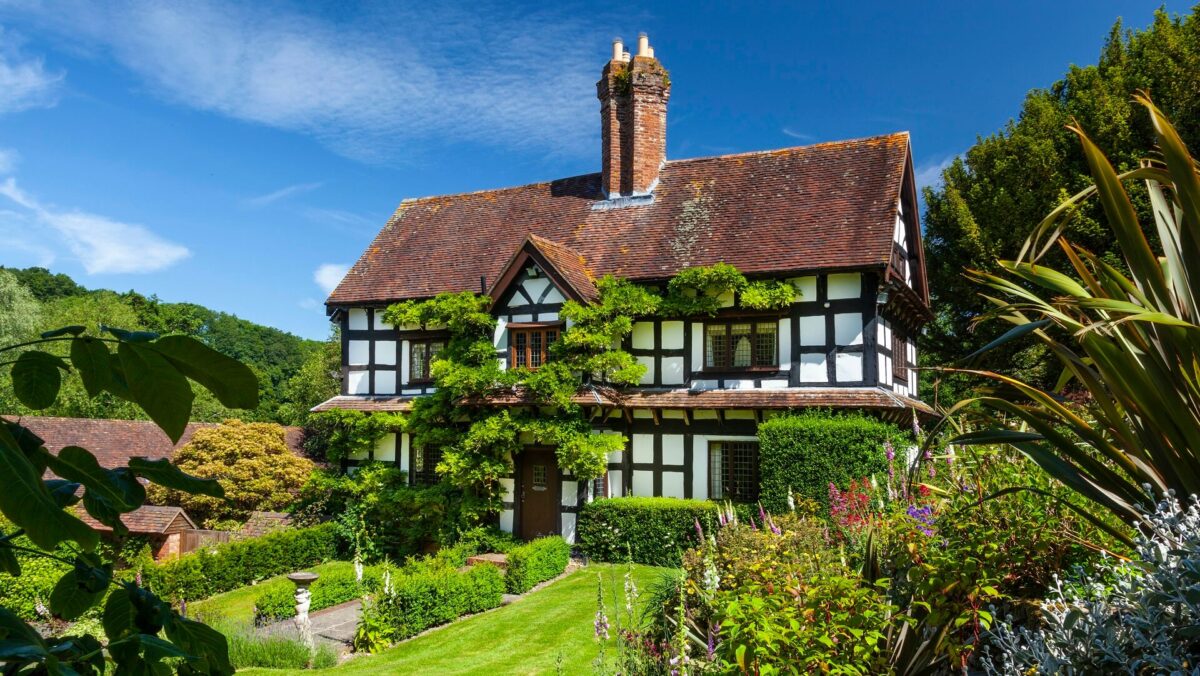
[327,133,912,306]
[527,235,598,301]
[5,416,309,478]
[239,511,293,538]
[313,387,934,416]
[75,505,195,535]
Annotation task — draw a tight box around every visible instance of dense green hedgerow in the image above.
[504,537,571,593]
[757,411,904,512]
[358,559,505,648]
[253,565,382,624]
[143,523,341,602]
[577,497,719,567]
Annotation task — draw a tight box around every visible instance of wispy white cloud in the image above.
[782,127,814,142]
[914,153,959,192]
[314,263,349,295]
[0,148,18,174]
[0,177,190,274]
[3,1,622,162]
[244,181,322,207]
[0,28,63,114]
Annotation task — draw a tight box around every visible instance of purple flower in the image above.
[694,518,704,540]
[906,504,936,536]
[748,515,757,531]
[707,626,717,660]
[884,440,895,462]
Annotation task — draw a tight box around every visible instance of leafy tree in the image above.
[148,420,314,528]
[0,265,86,302]
[0,323,257,674]
[277,330,341,425]
[0,269,40,346]
[921,7,1200,400]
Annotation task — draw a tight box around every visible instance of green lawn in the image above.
[240,563,671,676]
[191,561,357,626]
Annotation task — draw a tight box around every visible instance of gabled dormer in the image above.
[488,235,596,370]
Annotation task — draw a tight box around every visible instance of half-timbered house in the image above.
[316,34,933,542]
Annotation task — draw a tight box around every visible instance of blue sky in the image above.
[0,1,1186,339]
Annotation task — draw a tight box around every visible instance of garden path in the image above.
[266,599,362,652]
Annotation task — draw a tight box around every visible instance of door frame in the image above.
[514,446,561,539]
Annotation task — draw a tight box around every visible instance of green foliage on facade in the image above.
[577,497,720,567]
[757,411,904,512]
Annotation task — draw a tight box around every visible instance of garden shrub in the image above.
[757,410,903,511]
[356,560,504,650]
[221,623,338,670]
[504,537,570,593]
[253,565,382,624]
[144,522,341,602]
[452,526,518,554]
[577,497,719,567]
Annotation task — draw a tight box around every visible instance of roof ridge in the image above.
[397,173,599,206]
[664,132,910,166]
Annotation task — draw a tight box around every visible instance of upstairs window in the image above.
[709,441,759,501]
[411,446,443,486]
[510,326,559,370]
[409,339,445,383]
[704,320,778,370]
[892,331,908,382]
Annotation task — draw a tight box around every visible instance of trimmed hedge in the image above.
[758,410,904,513]
[364,561,504,642]
[253,565,381,624]
[577,497,719,567]
[144,523,341,602]
[504,537,570,593]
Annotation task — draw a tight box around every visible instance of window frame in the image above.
[410,445,443,486]
[708,440,760,501]
[701,317,781,373]
[508,322,562,371]
[892,330,908,383]
[408,336,447,384]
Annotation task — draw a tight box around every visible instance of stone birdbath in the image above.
[287,572,320,650]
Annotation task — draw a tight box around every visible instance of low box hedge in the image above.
[144,522,341,602]
[253,565,382,624]
[757,411,904,513]
[504,536,570,594]
[577,497,719,567]
[364,560,504,643]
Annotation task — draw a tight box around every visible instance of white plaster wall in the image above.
[661,357,685,385]
[828,272,862,300]
[690,323,704,372]
[400,434,411,473]
[717,290,735,308]
[375,371,396,395]
[375,433,396,462]
[400,340,411,384]
[799,354,827,383]
[561,513,577,543]
[499,478,515,501]
[637,356,655,385]
[836,352,863,381]
[510,313,533,323]
[348,341,369,365]
[834,314,864,346]
[790,275,817,303]
[608,470,624,497]
[375,340,397,365]
[544,288,565,303]
[662,435,684,465]
[500,509,514,533]
[522,277,550,302]
[631,470,654,496]
[631,322,655,349]
[347,371,369,394]
[760,379,788,389]
[348,308,368,330]
[372,310,389,330]
[661,472,685,498]
[562,481,578,506]
[632,434,654,464]
[778,318,792,371]
[662,321,684,349]
[799,315,825,346]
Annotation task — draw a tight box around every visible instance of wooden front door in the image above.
[518,448,560,540]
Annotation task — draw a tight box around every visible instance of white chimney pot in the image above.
[637,33,650,57]
[612,38,624,61]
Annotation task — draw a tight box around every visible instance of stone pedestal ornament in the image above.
[287,572,320,651]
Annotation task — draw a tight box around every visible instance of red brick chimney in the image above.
[597,33,670,197]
